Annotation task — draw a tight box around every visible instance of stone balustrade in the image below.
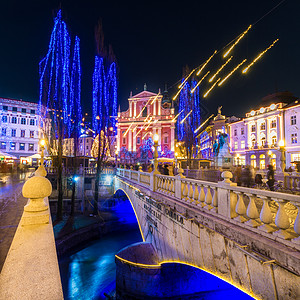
[116,168,300,249]
[0,165,63,300]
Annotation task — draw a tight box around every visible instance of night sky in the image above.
[0,0,299,118]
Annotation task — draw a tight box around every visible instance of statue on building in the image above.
[217,106,222,115]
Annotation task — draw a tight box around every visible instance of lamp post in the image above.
[278,140,286,172]
[153,133,160,174]
[174,152,178,169]
[35,138,47,177]
[115,150,118,168]
[236,153,240,166]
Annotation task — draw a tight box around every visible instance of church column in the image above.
[158,127,162,151]
[128,129,132,152]
[134,101,137,117]
[153,100,156,116]
[158,98,161,116]
[129,101,132,117]
[171,125,175,152]
[133,126,136,152]
[265,118,269,147]
[117,126,121,152]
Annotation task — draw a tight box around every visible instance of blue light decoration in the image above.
[39,10,81,139]
[69,36,82,138]
[92,57,117,138]
[177,78,201,158]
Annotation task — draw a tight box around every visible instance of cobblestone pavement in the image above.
[0,172,31,272]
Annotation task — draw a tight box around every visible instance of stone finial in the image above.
[177,167,185,178]
[138,165,143,172]
[35,165,47,177]
[221,171,233,183]
[22,176,52,213]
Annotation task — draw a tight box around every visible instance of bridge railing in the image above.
[116,168,300,249]
[46,166,115,176]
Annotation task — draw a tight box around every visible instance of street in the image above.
[0,171,32,272]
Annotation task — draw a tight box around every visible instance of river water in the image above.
[59,197,254,300]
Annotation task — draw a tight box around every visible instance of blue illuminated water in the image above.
[59,194,254,300]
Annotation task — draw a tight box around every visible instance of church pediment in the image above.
[130,90,158,99]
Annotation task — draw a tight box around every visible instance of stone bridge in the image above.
[114,168,300,300]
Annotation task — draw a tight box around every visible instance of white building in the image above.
[0,98,42,159]
[229,93,300,170]
[59,135,94,157]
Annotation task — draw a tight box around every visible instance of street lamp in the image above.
[35,138,46,177]
[115,150,118,168]
[278,140,286,172]
[236,153,240,166]
[40,139,46,165]
[174,152,178,169]
[153,133,159,174]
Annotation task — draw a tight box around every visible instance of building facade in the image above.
[117,89,175,163]
[228,97,300,170]
[0,98,42,159]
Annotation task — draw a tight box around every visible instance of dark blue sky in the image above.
[0,0,299,118]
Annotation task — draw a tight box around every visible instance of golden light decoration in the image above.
[123,123,133,137]
[242,39,279,74]
[278,140,285,147]
[218,59,247,86]
[40,139,46,147]
[209,56,233,82]
[180,110,193,124]
[153,133,159,142]
[270,103,276,110]
[171,110,184,123]
[178,68,196,89]
[203,78,220,98]
[196,50,217,76]
[194,114,214,133]
[250,110,255,116]
[191,71,210,93]
[223,25,252,58]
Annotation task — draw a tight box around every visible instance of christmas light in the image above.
[194,114,214,133]
[209,56,233,82]
[191,71,210,93]
[218,59,247,86]
[203,78,220,98]
[172,110,184,123]
[180,110,193,124]
[196,50,217,76]
[178,68,196,89]
[223,25,252,58]
[242,39,279,74]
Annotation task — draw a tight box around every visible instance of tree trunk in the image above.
[56,135,63,221]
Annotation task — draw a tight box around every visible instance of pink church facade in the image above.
[117,90,175,163]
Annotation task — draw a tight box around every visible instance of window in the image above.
[2,128,6,136]
[251,125,255,132]
[251,139,256,147]
[241,140,245,149]
[11,129,16,137]
[21,108,26,113]
[250,155,256,168]
[234,129,237,136]
[271,136,277,146]
[86,145,89,150]
[260,123,265,130]
[122,137,126,144]
[1,142,6,150]
[291,133,298,144]
[10,142,16,150]
[21,118,26,125]
[21,130,25,137]
[291,115,297,125]
[30,130,34,138]
[29,143,34,151]
[234,141,238,149]
[19,143,25,150]
[241,128,244,135]
[259,154,266,169]
[11,117,17,124]
[271,120,276,128]
[2,116,7,123]
[3,106,8,111]
[30,119,35,126]
[12,107,17,112]
[30,109,35,114]
[137,137,141,144]
[261,137,266,146]
[164,136,168,144]
[142,107,147,118]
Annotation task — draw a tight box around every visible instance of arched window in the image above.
[260,123,266,130]
[250,155,256,168]
[251,139,256,148]
[261,137,266,146]
[271,136,277,146]
[259,154,266,169]
[142,106,147,118]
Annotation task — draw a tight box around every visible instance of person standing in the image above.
[267,165,275,191]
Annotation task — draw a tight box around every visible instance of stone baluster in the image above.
[169,179,174,195]
[165,178,170,193]
[182,181,188,201]
[197,184,206,207]
[244,193,260,227]
[257,195,276,233]
[234,191,247,223]
[193,184,199,205]
[273,198,293,240]
[291,201,300,244]
[188,182,194,203]
[204,185,213,210]
[211,187,218,212]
